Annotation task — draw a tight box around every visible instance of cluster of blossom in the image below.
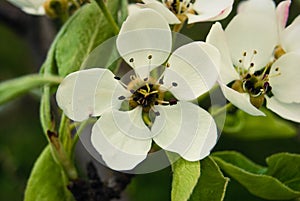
[8,0,300,171]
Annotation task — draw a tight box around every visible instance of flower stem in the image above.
[42,74,64,84]
[95,0,119,35]
[48,130,78,180]
[70,118,97,160]
[211,103,233,117]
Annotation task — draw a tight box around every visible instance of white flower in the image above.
[7,0,45,15]
[130,0,234,24]
[56,9,220,170]
[207,3,300,123]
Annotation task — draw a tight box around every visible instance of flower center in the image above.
[116,75,178,114]
[130,83,161,112]
[231,50,280,108]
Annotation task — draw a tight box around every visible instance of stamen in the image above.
[114,76,121,80]
[129,58,134,63]
[246,50,258,71]
[268,66,281,78]
[147,55,152,78]
[156,100,171,105]
[172,82,178,87]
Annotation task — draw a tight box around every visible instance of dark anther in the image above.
[129,58,134,62]
[148,55,152,59]
[253,50,257,54]
[114,76,121,80]
[144,77,148,81]
[169,98,178,105]
[250,63,254,67]
[275,67,279,71]
[239,59,243,63]
[166,63,170,67]
[118,96,126,100]
[243,52,247,56]
[172,82,178,87]
[155,111,160,116]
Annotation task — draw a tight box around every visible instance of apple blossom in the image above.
[207,8,300,122]
[56,9,220,170]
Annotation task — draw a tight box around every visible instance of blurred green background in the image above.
[1,0,300,201]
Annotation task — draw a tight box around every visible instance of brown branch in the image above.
[68,162,133,201]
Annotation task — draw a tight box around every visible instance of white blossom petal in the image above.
[207,22,240,84]
[220,83,265,116]
[7,0,45,15]
[127,3,142,15]
[187,0,233,23]
[117,8,172,75]
[56,68,129,122]
[162,42,219,101]
[152,102,218,161]
[207,6,233,22]
[91,110,152,170]
[269,52,300,103]
[276,0,291,32]
[281,15,300,53]
[266,97,300,123]
[111,107,157,140]
[237,0,275,15]
[225,13,278,71]
[140,0,181,24]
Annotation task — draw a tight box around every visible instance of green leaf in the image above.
[0,74,61,105]
[55,0,121,76]
[266,153,300,191]
[189,157,229,201]
[171,157,200,201]
[222,108,297,140]
[24,146,74,201]
[212,151,300,200]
